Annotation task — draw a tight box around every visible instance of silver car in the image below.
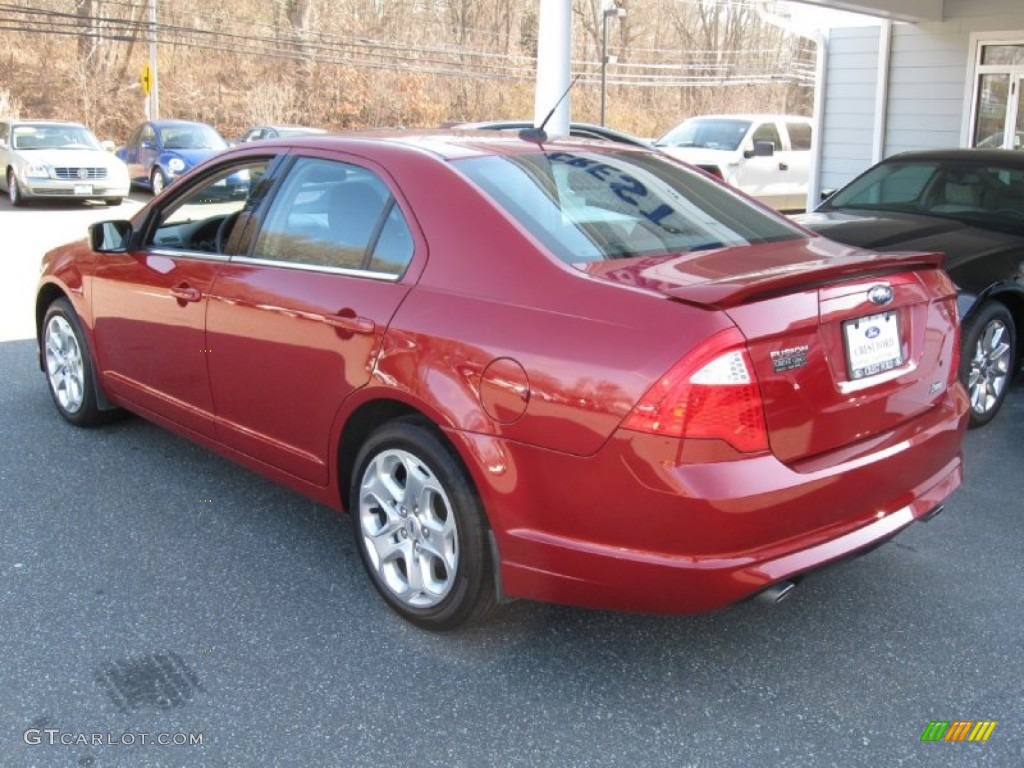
[0,119,131,207]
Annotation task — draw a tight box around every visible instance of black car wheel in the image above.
[960,301,1016,428]
[350,417,496,631]
[104,197,123,206]
[42,299,109,427]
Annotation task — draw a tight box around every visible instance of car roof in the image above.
[449,120,652,148]
[880,148,1024,166]
[680,114,811,122]
[224,130,649,162]
[153,119,213,128]
[6,119,87,128]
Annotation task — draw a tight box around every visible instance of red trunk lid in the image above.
[582,239,961,463]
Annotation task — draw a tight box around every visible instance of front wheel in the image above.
[350,418,496,631]
[104,197,123,206]
[150,168,167,196]
[42,298,109,426]
[960,301,1017,428]
[8,170,26,207]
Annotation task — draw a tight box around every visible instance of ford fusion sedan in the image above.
[36,133,968,630]
[0,119,130,206]
[796,149,1024,427]
[116,119,231,195]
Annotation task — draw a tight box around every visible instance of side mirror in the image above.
[820,188,837,202]
[89,220,132,253]
[141,140,156,150]
[101,140,115,152]
[744,140,776,159]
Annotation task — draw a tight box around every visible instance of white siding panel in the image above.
[819,28,880,190]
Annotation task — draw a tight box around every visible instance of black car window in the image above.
[147,159,269,255]
[251,156,413,275]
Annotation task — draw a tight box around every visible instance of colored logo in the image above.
[865,326,881,339]
[920,720,997,742]
[868,284,894,306]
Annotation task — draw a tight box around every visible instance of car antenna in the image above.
[519,74,581,144]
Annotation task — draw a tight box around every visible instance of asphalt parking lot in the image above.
[1,198,1022,767]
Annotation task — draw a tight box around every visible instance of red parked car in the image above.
[36,132,968,630]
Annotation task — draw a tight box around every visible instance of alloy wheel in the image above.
[357,448,459,609]
[967,316,1012,417]
[45,315,86,414]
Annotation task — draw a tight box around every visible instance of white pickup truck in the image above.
[655,114,813,212]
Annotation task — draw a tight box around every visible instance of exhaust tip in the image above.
[757,580,797,606]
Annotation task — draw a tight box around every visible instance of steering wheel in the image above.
[216,211,242,254]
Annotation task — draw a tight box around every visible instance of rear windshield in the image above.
[454,149,804,264]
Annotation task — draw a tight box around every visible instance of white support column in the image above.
[871,20,892,164]
[533,0,572,139]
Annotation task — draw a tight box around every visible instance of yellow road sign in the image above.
[140,63,152,97]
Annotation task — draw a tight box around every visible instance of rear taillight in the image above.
[622,327,769,453]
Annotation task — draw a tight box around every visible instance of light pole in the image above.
[600,6,627,127]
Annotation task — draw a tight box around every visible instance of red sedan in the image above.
[36,133,968,630]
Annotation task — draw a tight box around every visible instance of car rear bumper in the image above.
[458,383,968,615]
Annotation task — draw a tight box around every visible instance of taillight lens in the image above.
[622,327,769,453]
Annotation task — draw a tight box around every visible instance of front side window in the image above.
[251,156,414,276]
[455,150,804,265]
[751,122,782,149]
[148,159,270,254]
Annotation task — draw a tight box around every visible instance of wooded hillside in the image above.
[0,0,814,143]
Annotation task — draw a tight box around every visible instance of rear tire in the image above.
[960,301,1016,428]
[350,417,497,631]
[42,298,110,427]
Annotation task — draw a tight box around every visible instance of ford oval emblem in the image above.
[865,326,881,339]
[868,284,893,306]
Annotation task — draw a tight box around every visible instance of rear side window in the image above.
[455,150,804,264]
[252,156,414,276]
[786,122,812,151]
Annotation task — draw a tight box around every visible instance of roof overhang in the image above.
[786,0,943,22]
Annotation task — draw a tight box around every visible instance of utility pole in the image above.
[148,0,159,120]
[600,6,627,127]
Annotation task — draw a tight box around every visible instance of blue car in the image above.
[116,120,233,195]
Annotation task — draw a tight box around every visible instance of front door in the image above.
[207,153,419,485]
[91,156,271,436]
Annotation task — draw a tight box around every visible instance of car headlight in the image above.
[23,163,51,179]
[167,158,186,173]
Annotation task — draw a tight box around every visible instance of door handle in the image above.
[779,162,789,171]
[322,313,376,335]
[170,285,202,303]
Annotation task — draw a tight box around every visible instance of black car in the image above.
[796,149,1024,427]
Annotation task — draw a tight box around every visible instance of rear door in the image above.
[206,152,421,485]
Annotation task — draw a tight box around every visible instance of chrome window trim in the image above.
[148,248,232,263]
[231,254,401,281]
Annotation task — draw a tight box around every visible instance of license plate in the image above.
[73,184,93,195]
[843,311,903,380]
